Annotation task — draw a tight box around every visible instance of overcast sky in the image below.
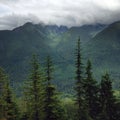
[0,0,120,30]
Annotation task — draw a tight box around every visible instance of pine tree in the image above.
[3,80,19,120]
[74,38,90,120]
[84,60,99,119]
[99,73,117,120]
[0,67,7,119]
[24,54,45,120]
[0,67,19,120]
[44,56,66,120]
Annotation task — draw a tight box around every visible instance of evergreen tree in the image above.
[0,67,7,119]
[84,60,99,119]
[99,73,117,120]
[3,80,19,120]
[0,67,19,120]
[24,54,45,120]
[44,56,66,120]
[74,38,90,120]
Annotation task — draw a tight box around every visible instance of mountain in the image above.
[62,24,106,43]
[83,21,120,87]
[1,21,119,94]
[0,23,66,82]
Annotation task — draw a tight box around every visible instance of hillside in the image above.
[83,21,120,87]
[0,21,119,93]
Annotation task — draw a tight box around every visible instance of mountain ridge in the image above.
[83,21,120,86]
[0,21,119,93]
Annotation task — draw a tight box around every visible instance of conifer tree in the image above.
[74,38,90,120]
[0,67,7,119]
[44,56,66,120]
[0,67,19,120]
[24,54,45,120]
[84,60,99,119]
[99,73,117,120]
[3,80,19,120]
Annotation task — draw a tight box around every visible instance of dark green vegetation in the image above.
[23,54,45,120]
[0,38,120,120]
[0,67,19,120]
[0,22,107,93]
[0,20,119,91]
[83,21,120,86]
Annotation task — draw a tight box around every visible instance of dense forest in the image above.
[0,38,120,120]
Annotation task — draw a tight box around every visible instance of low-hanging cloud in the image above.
[0,0,120,30]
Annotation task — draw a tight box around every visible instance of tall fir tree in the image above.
[99,73,117,120]
[3,80,19,120]
[24,54,45,120]
[84,60,100,119]
[0,67,19,120]
[74,38,90,120]
[44,56,66,120]
[0,67,7,119]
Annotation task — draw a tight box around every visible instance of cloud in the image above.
[0,14,40,30]
[0,0,120,30]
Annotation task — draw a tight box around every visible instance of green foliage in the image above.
[3,81,19,120]
[0,67,8,119]
[62,97,77,120]
[44,56,66,120]
[23,54,45,120]
[99,73,117,120]
[0,67,19,120]
[74,38,91,120]
[84,60,100,119]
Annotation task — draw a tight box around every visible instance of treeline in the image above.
[0,38,120,120]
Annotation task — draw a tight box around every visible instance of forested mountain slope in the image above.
[0,21,119,92]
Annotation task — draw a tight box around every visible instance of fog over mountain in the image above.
[0,0,120,30]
